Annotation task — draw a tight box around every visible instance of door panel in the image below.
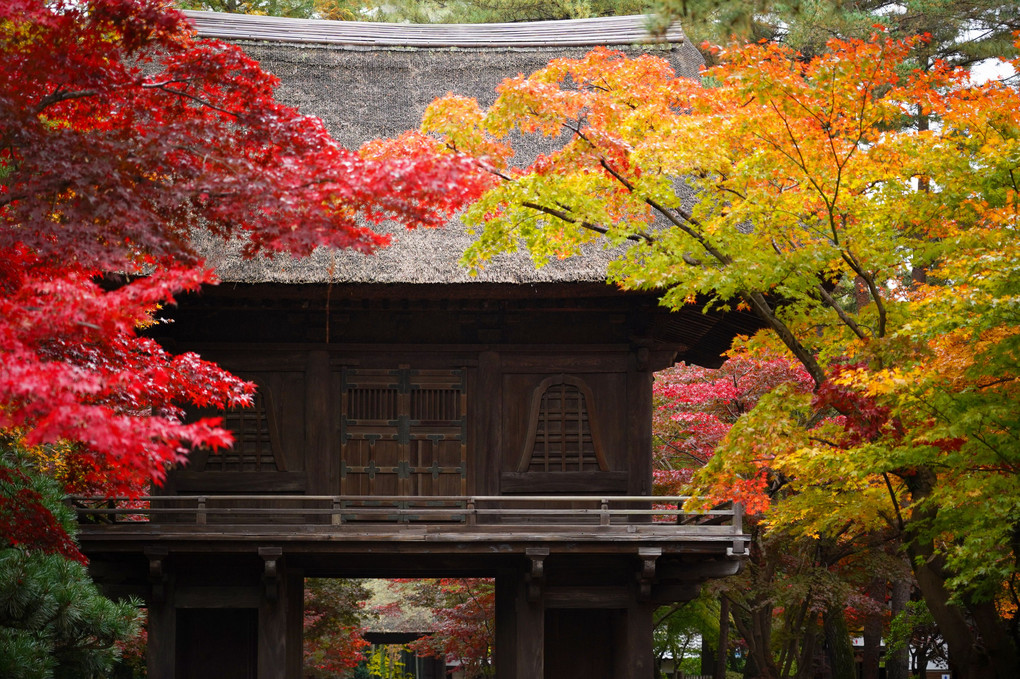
[339,367,466,502]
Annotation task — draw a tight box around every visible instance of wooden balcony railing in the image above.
[71,495,746,555]
[71,494,736,525]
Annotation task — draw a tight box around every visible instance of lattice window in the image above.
[411,385,461,422]
[346,384,400,422]
[203,388,285,472]
[518,375,608,473]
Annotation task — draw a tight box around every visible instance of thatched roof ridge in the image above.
[186,12,704,285]
[184,10,686,48]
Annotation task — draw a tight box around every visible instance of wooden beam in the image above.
[176,586,260,608]
[544,587,633,609]
[499,471,628,493]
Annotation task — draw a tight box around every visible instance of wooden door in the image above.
[339,367,467,498]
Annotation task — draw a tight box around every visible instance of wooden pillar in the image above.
[615,601,655,679]
[516,582,544,679]
[495,571,517,679]
[146,549,174,679]
[478,350,501,495]
[495,569,544,679]
[259,550,303,679]
[305,349,331,495]
[146,594,175,679]
[286,570,304,678]
[626,351,654,498]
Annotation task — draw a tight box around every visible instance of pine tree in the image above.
[0,440,140,679]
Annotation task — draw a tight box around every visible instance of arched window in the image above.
[518,375,608,473]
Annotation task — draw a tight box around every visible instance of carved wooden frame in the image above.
[517,374,609,474]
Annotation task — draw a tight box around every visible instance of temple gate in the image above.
[76,12,758,679]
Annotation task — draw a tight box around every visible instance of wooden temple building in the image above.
[76,12,759,679]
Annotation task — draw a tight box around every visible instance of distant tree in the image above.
[364,0,650,23]
[648,0,1019,71]
[387,579,495,679]
[652,348,811,503]
[177,0,652,22]
[652,352,885,679]
[652,591,720,677]
[304,579,373,678]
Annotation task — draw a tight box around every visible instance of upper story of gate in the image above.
[149,13,759,504]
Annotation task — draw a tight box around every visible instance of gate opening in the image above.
[303,578,495,679]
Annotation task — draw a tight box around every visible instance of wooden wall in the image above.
[167,345,653,500]
[159,283,685,501]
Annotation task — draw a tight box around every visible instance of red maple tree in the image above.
[1,0,482,553]
[385,578,495,679]
[652,346,812,511]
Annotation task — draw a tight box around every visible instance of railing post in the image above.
[196,496,207,525]
[600,498,610,526]
[332,498,343,525]
[467,498,476,525]
[730,501,745,556]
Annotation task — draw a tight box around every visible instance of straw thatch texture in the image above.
[185,12,704,285]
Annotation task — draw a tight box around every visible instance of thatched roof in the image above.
[186,11,704,285]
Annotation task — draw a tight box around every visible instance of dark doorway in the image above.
[176,608,257,679]
[544,609,618,679]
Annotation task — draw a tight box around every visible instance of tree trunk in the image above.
[913,643,927,679]
[823,608,856,679]
[735,605,780,679]
[862,578,884,679]
[793,614,818,679]
[886,576,911,679]
[701,639,717,678]
[903,468,1020,679]
[710,595,728,679]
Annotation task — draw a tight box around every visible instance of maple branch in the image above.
[519,201,651,244]
[750,117,838,241]
[653,601,690,630]
[745,291,828,388]
[143,83,239,118]
[538,121,833,388]
[655,435,709,466]
[460,580,494,642]
[839,250,887,337]
[883,472,905,532]
[977,376,1020,390]
[595,158,733,264]
[596,156,831,387]
[34,87,101,113]
[764,104,812,178]
[725,590,753,617]
[815,282,868,340]
[567,123,736,267]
